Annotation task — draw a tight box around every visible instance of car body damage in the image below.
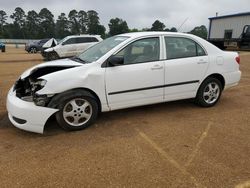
[6,59,84,133]
[15,59,82,105]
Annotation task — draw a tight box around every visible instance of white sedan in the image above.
[7,32,241,134]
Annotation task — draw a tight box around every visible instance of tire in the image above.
[2,46,5,52]
[29,47,37,53]
[195,77,222,107]
[55,91,98,131]
[48,51,59,61]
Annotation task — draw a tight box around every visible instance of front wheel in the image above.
[48,51,59,61]
[29,47,37,53]
[195,77,222,107]
[55,93,98,131]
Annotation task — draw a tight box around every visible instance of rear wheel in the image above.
[55,92,98,131]
[2,46,5,52]
[195,77,222,107]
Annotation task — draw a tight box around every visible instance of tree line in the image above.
[0,7,208,39]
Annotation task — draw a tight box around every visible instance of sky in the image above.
[1,0,250,32]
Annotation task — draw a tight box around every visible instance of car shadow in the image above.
[2,99,197,137]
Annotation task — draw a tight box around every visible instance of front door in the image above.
[105,37,165,110]
[60,38,77,57]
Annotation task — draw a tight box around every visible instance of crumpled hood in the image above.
[20,58,83,79]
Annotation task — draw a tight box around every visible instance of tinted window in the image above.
[76,37,99,43]
[165,37,206,59]
[115,37,160,64]
[63,38,76,45]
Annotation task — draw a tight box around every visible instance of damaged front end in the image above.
[14,78,50,106]
[14,66,76,107]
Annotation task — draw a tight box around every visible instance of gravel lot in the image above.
[0,46,250,188]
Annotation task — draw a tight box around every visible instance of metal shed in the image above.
[208,12,250,49]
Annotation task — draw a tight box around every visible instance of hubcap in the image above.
[203,82,220,104]
[31,48,36,53]
[63,98,92,126]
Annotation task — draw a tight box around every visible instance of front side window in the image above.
[165,37,206,59]
[63,38,76,45]
[114,37,160,65]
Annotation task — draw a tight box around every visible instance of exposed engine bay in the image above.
[14,66,76,106]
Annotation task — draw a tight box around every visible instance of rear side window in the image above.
[76,37,99,43]
[165,37,206,59]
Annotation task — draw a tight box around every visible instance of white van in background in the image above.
[41,35,102,61]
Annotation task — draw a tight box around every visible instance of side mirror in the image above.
[108,56,124,66]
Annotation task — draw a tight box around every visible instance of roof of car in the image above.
[69,35,101,38]
[118,31,193,38]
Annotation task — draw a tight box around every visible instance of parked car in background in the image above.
[41,38,58,51]
[25,39,50,53]
[7,32,241,134]
[41,35,102,61]
[0,42,5,52]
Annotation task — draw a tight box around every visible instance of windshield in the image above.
[77,36,129,63]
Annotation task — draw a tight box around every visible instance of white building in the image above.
[208,12,250,49]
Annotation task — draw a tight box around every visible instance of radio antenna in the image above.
[178,17,189,32]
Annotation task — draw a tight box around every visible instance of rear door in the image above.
[163,36,209,101]
[105,37,165,110]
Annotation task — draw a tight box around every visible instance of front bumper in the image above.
[7,87,58,134]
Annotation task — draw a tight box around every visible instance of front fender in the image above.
[36,65,109,112]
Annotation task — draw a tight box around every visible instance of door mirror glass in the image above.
[108,56,124,66]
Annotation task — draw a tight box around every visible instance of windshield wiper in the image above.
[70,56,86,63]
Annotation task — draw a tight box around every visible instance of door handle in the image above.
[197,60,208,64]
[151,65,163,70]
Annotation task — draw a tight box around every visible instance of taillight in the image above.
[235,56,240,64]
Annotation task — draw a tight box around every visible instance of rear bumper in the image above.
[224,70,241,89]
[7,87,58,134]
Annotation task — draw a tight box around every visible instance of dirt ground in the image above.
[0,46,250,188]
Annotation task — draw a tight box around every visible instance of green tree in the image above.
[189,25,208,39]
[68,9,79,34]
[87,10,105,36]
[151,20,165,31]
[10,7,26,38]
[129,28,139,32]
[108,18,129,36]
[78,10,87,34]
[142,28,150,31]
[25,10,40,39]
[38,8,55,38]
[55,13,70,38]
[0,10,7,35]
[170,27,177,32]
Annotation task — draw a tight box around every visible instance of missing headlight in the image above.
[31,79,47,93]
[33,94,49,106]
